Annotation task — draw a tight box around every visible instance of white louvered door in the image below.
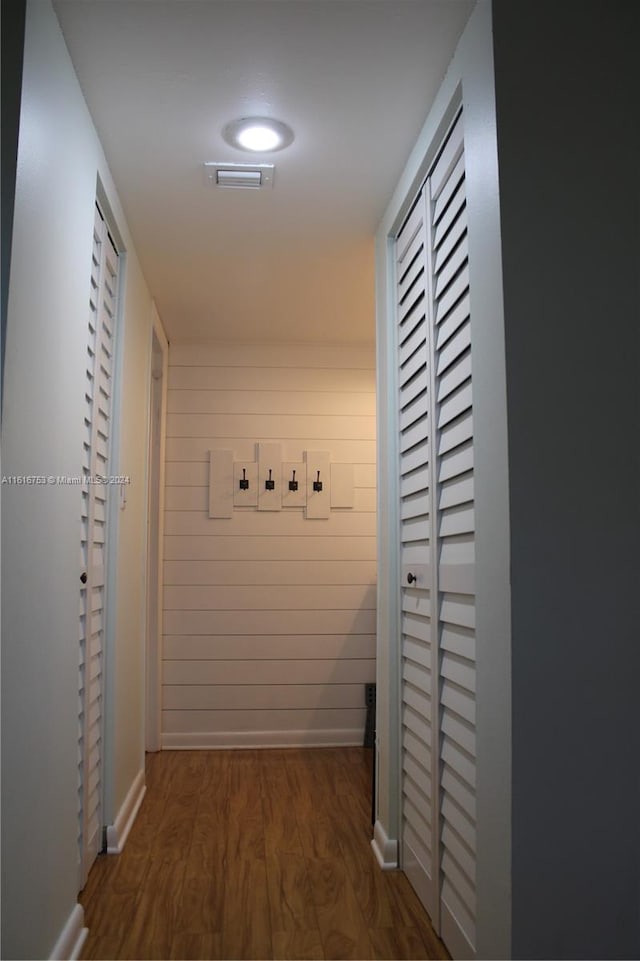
[78,205,118,889]
[430,111,477,961]
[396,111,477,960]
[396,187,440,924]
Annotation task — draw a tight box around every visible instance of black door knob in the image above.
[80,572,87,584]
[407,572,416,585]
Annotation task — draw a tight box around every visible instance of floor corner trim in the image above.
[49,903,88,960]
[161,728,363,749]
[105,767,146,854]
[371,818,399,870]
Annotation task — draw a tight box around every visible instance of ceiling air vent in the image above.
[203,162,275,190]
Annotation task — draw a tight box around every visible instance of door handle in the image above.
[406,572,416,585]
[80,572,87,584]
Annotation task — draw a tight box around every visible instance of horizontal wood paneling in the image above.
[163,342,376,746]
[163,633,377,660]
[163,584,376,611]
[162,683,365,711]
[166,437,376,463]
[165,461,376,488]
[164,485,376,512]
[164,610,377,636]
[163,659,375,686]
[170,342,374,369]
[164,560,378,586]
[168,365,376,392]
[166,413,376,440]
[167,389,375,416]
[164,509,375,537]
[163,535,377,561]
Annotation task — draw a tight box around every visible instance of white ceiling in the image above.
[53,0,474,345]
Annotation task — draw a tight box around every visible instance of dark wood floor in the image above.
[80,747,448,960]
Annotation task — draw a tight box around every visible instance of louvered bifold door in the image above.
[428,112,477,960]
[396,110,477,960]
[395,189,441,925]
[78,205,118,889]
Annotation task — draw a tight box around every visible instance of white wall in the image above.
[492,2,640,958]
[162,341,377,747]
[1,2,153,957]
[375,3,511,957]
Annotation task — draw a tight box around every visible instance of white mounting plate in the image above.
[330,463,354,508]
[209,449,233,518]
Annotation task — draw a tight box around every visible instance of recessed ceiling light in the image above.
[222,117,294,153]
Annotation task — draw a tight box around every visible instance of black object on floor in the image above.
[364,683,376,748]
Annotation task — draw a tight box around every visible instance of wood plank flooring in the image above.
[80,748,449,960]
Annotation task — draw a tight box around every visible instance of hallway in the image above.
[80,748,448,960]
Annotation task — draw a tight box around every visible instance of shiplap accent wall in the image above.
[162,342,376,748]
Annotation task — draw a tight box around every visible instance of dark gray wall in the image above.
[1,0,26,402]
[492,2,640,957]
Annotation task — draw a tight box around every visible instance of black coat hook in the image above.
[313,470,323,492]
[289,469,298,492]
[239,468,249,490]
[265,468,275,491]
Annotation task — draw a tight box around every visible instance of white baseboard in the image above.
[162,728,364,749]
[105,767,146,853]
[49,903,88,960]
[371,819,398,869]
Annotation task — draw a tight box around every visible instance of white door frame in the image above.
[145,304,168,752]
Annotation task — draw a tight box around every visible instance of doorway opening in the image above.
[145,316,168,752]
